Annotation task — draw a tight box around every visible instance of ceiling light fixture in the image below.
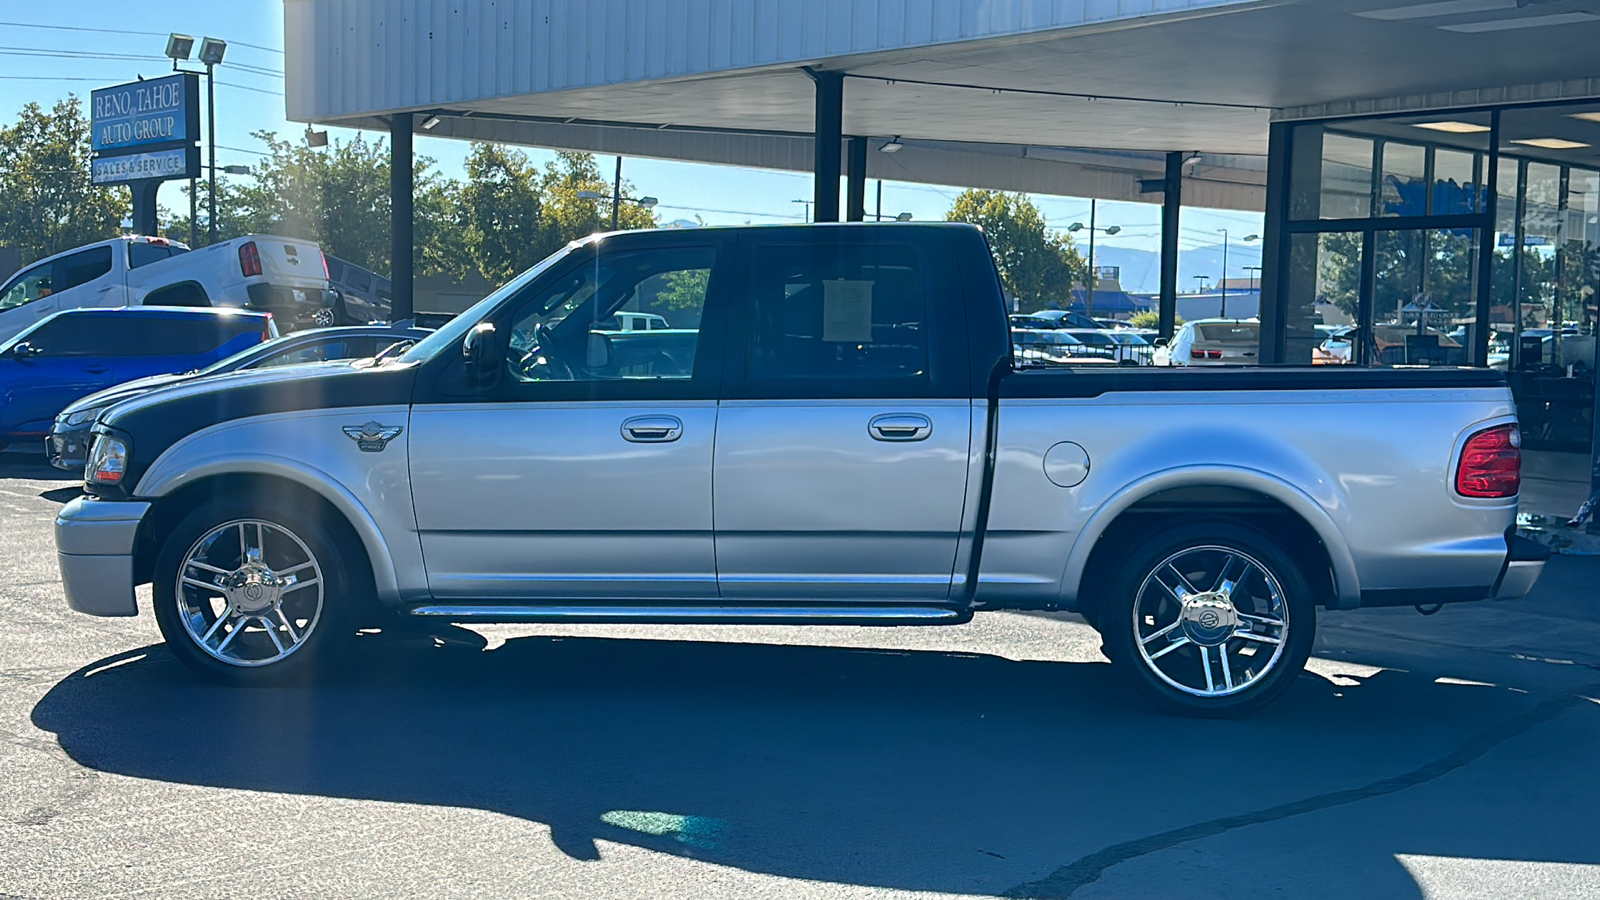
[1569,112,1600,124]
[420,114,442,130]
[1511,137,1591,150]
[1413,121,1491,133]
[880,137,903,153]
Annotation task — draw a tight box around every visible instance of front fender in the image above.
[1059,464,1362,609]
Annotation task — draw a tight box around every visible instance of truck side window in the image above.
[0,262,53,312]
[504,247,715,383]
[22,315,126,356]
[129,242,175,269]
[746,243,929,382]
[53,247,114,291]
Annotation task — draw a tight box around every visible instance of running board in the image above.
[403,603,969,626]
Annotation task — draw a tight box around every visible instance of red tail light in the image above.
[1456,424,1521,498]
[320,249,329,280]
[239,241,262,277]
[1191,349,1222,359]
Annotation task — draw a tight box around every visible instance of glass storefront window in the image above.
[1378,142,1426,218]
[1289,126,1372,220]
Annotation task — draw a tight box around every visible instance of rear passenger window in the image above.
[53,247,114,291]
[124,318,260,356]
[746,243,929,382]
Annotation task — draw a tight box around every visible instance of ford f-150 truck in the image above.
[52,223,1546,715]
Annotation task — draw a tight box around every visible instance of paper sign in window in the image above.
[822,279,873,342]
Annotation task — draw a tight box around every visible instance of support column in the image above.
[845,136,868,222]
[131,179,160,236]
[389,114,414,322]
[813,71,843,223]
[1257,122,1291,365]
[1158,152,1183,340]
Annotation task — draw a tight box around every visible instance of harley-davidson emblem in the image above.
[342,421,403,452]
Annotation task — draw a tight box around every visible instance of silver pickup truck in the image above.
[53,223,1546,715]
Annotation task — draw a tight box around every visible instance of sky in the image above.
[0,2,1264,290]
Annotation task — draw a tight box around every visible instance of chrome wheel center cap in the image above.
[224,564,283,614]
[1179,594,1240,647]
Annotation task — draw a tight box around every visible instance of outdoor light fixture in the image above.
[880,137,903,153]
[637,196,659,209]
[895,212,913,221]
[1512,137,1591,149]
[198,36,227,66]
[420,115,442,130]
[165,33,194,63]
[306,128,329,148]
[1104,225,1122,235]
[1414,121,1491,133]
[222,164,251,175]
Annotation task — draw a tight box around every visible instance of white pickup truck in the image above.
[54,223,1548,716]
[0,234,337,343]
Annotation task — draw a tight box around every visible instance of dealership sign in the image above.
[92,146,200,183]
[90,72,200,185]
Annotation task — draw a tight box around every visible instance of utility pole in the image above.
[1086,198,1097,317]
[206,61,217,243]
[1219,228,1229,318]
[611,156,622,231]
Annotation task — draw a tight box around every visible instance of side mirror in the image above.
[461,322,499,385]
[586,331,612,369]
[1153,337,1170,348]
[10,341,38,359]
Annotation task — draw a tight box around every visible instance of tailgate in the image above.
[245,237,329,289]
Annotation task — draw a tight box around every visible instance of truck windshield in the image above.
[397,243,582,365]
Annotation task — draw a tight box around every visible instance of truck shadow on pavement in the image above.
[31,634,1600,898]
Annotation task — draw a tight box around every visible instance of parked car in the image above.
[56,223,1544,717]
[1011,328,1099,364]
[0,306,275,450]
[46,325,431,470]
[324,255,392,325]
[1010,309,1103,330]
[0,234,337,344]
[1064,328,1152,365]
[1153,319,1261,366]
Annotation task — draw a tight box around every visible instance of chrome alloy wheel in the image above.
[1132,545,1289,698]
[174,519,325,667]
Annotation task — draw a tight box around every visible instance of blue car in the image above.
[46,324,431,468]
[0,306,276,451]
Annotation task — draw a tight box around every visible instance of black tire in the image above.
[333,295,354,326]
[152,495,364,686]
[1098,521,1316,717]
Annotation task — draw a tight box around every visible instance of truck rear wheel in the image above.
[152,497,359,685]
[1098,522,1315,717]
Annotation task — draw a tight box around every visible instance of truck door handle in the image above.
[622,415,683,443]
[869,413,933,442]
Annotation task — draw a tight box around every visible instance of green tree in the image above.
[1128,310,1180,329]
[945,189,1086,311]
[457,142,546,284]
[0,96,128,260]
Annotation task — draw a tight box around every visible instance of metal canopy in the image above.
[286,0,1600,212]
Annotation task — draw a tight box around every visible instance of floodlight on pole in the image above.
[198,37,226,66]
[222,164,251,175]
[895,212,913,221]
[165,33,194,68]
[197,37,227,243]
[305,128,329,148]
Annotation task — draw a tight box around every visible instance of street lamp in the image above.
[198,37,227,244]
[1068,198,1122,317]
[576,188,659,229]
[1215,230,1259,318]
[1244,265,1262,296]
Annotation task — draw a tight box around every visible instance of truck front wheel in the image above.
[152,498,359,685]
[1098,522,1316,717]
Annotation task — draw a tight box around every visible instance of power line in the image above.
[0,21,283,55]
[0,45,283,77]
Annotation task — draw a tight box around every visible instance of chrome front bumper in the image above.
[55,496,151,617]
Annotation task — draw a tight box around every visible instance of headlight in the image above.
[59,406,105,428]
[85,434,129,486]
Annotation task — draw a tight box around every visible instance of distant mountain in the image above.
[1091,243,1265,294]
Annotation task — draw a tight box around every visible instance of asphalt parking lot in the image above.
[1,448,1598,899]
